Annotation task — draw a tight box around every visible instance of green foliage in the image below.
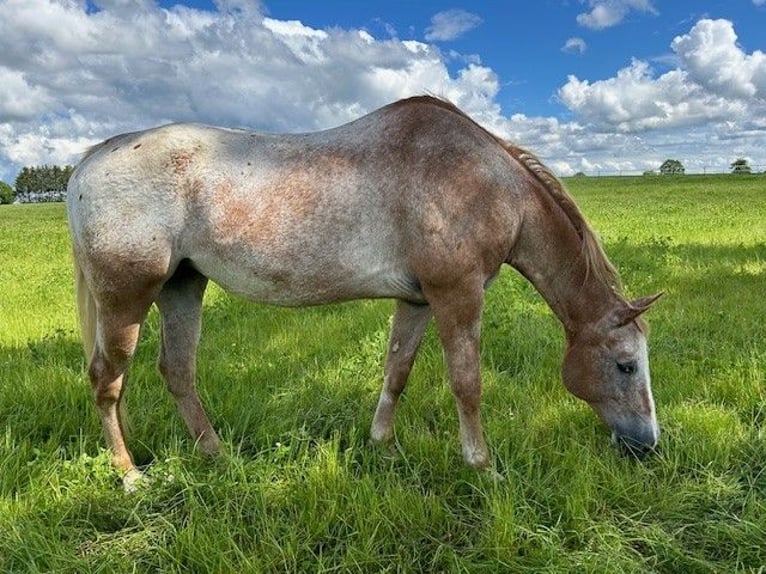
[14,164,74,195]
[1,179,765,572]
[0,180,13,204]
[730,158,752,174]
[659,159,685,175]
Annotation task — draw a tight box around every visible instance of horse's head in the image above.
[562,293,662,457]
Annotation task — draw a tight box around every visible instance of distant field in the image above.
[1,175,764,572]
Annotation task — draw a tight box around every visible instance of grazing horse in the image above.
[67,96,661,490]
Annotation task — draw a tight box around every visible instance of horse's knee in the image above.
[87,353,123,407]
[88,319,143,404]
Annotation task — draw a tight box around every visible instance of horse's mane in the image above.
[499,141,623,293]
[395,96,623,294]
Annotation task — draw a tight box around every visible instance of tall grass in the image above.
[1,176,764,572]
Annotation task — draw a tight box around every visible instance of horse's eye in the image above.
[617,361,637,376]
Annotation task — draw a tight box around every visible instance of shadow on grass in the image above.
[1,297,402,472]
[0,277,553,480]
[605,238,765,340]
[0,329,89,443]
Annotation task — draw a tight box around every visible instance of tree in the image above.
[730,158,752,174]
[13,164,74,202]
[0,181,13,204]
[659,159,685,175]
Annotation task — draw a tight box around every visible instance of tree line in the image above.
[651,157,759,176]
[0,165,75,204]
[15,165,75,194]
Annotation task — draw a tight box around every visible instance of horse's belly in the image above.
[185,184,424,304]
[189,250,423,306]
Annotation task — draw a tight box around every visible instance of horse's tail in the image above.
[73,252,97,363]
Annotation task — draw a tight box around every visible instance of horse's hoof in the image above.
[196,433,222,458]
[122,468,150,493]
[482,467,506,483]
[369,438,400,460]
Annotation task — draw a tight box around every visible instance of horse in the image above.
[66,96,661,491]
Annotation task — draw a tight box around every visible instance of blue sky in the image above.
[251,0,766,118]
[1,0,765,180]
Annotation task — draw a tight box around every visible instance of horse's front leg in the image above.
[370,300,431,446]
[426,280,490,469]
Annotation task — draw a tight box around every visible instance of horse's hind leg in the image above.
[156,263,221,456]
[370,300,431,446]
[89,299,153,490]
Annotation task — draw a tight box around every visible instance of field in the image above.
[1,175,764,572]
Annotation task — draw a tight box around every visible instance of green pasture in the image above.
[1,175,764,572]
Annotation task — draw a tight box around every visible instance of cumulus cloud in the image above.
[559,59,745,132]
[553,18,766,174]
[0,0,498,180]
[0,2,763,182]
[576,0,658,30]
[424,9,482,42]
[671,19,766,101]
[559,19,766,133]
[562,37,587,54]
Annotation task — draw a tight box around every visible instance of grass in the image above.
[1,175,764,572]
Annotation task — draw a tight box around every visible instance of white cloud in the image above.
[0,3,763,182]
[576,0,658,30]
[0,68,55,121]
[0,1,497,181]
[754,0,766,6]
[424,9,482,42]
[559,19,766,133]
[559,59,745,132]
[553,18,766,174]
[562,37,587,54]
[671,19,766,100]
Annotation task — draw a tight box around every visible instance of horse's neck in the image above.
[508,188,619,335]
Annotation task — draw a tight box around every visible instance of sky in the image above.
[1,0,765,183]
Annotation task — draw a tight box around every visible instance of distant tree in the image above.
[0,180,13,204]
[730,158,752,174]
[573,171,587,177]
[13,165,74,202]
[659,159,685,175]
[643,170,656,176]
[14,167,32,194]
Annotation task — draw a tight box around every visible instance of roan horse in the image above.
[67,96,661,490]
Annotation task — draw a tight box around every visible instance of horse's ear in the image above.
[614,292,663,327]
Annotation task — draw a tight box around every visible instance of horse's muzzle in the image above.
[611,427,659,459]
